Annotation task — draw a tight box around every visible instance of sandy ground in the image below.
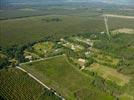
[103,14,134,19]
[112,28,134,34]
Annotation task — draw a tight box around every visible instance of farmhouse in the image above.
[85,51,91,57]
[100,31,105,34]
[25,55,32,60]
[71,45,75,50]
[78,58,86,70]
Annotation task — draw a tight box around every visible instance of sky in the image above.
[1,0,134,5]
[66,0,134,4]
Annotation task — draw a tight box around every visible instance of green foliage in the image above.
[0,15,103,47]
[39,89,61,100]
[93,33,134,97]
[0,68,59,100]
[22,55,114,100]
[85,57,94,67]
[1,45,25,63]
[0,56,10,69]
[74,88,114,100]
[91,76,123,96]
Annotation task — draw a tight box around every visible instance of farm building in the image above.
[25,55,32,60]
[78,58,86,70]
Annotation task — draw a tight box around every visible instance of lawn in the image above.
[22,55,114,100]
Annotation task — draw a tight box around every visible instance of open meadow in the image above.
[22,55,114,100]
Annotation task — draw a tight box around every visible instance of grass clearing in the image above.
[86,63,131,86]
[119,94,134,100]
[32,42,54,56]
[21,55,114,100]
[24,50,41,59]
[112,28,134,35]
[91,48,119,67]
[70,37,93,45]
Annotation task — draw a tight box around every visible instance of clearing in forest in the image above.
[32,42,54,56]
[91,48,119,67]
[112,28,134,34]
[86,63,131,86]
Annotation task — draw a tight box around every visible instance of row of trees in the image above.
[82,69,123,98]
[0,35,59,69]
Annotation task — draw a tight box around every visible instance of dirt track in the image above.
[16,66,65,100]
[103,14,134,19]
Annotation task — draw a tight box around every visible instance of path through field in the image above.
[20,55,64,65]
[103,14,134,19]
[104,16,110,38]
[16,67,50,89]
[16,66,65,100]
[17,55,66,100]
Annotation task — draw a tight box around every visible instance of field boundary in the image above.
[103,14,134,19]
[20,55,64,66]
[16,66,65,100]
[16,55,66,100]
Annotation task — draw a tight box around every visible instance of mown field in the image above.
[0,68,60,100]
[22,55,114,100]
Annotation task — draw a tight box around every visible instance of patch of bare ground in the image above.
[103,14,134,19]
[112,28,134,34]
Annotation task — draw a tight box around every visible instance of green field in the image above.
[90,48,119,67]
[0,68,61,100]
[22,55,114,100]
[86,63,131,86]
[119,94,134,100]
[1,12,134,47]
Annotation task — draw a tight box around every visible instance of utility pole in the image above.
[104,15,110,39]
